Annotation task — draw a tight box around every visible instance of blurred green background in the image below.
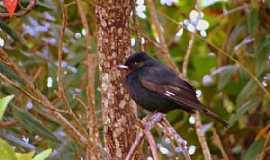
[0,0,270,159]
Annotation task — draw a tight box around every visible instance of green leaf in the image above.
[12,106,60,143]
[266,0,270,9]
[33,149,52,160]
[229,98,260,126]
[256,35,270,76]
[0,63,24,84]
[0,95,15,120]
[215,65,235,90]
[247,8,258,34]
[236,79,257,105]
[0,20,19,41]
[243,139,265,160]
[0,138,17,160]
[16,152,34,160]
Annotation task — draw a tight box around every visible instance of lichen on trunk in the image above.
[95,0,137,159]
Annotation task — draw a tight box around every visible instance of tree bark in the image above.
[95,1,137,159]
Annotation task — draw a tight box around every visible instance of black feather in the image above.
[123,52,228,126]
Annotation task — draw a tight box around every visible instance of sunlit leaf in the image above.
[0,95,14,120]
[33,149,52,160]
[16,152,34,160]
[0,138,17,160]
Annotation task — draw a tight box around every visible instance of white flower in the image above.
[187,23,196,33]
[0,37,5,47]
[179,10,209,37]
[157,144,171,155]
[196,89,202,98]
[262,80,268,87]
[47,76,53,88]
[188,145,196,155]
[176,28,183,37]
[189,115,195,125]
[141,37,145,44]
[202,74,214,86]
[189,10,203,24]
[197,20,209,31]
[200,30,207,37]
[160,0,176,6]
[146,157,153,160]
[131,37,136,47]
[74,32,82,39]
[135,0,147,19]
[136,0,144,5]
[26,100,33,110]
[81,28,86,36]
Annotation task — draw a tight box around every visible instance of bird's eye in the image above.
[135,62,142,65]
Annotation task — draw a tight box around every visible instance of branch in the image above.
[125,113,163,160]
[76,0,101,159]
[56,4,88,138]
[144,130,159,160]
[158,118,191,160]
[194,112,212,160]
[179,24,212,160]
[147,0,178,71]
[212,128,229,160]
[182,33,195,76]
[125,113,191,160]
[0,119,17,128]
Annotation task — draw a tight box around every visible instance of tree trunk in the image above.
[95,1,137,159]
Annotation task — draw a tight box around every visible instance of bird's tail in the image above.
[199,105,228,127]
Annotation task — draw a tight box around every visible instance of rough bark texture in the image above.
[95,1,137,159]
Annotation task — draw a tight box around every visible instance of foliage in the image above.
[0,0,270,159]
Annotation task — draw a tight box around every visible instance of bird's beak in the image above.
[117,64,129,70]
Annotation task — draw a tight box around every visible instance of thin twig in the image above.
[178,22,211,160]
[56,4,88,137]
[159,118,191,160]
[125,113,163,160]
[125,113,191,160]
[194,112,212,160]
[220,3,249,18]
[256,124,270,160]
[125,131,145,160]
[144,130,159,160]
[0,49,89,146]
[0,119,17,128]
[76,0,101,159]
[182,33,195,76]
[212,128,229,160]
[146,0,178,71]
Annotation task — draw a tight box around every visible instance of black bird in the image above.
[118,52,228,126]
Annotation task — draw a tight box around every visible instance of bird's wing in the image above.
[139,65,200,111]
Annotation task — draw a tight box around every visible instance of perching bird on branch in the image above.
[118,52,228,126]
